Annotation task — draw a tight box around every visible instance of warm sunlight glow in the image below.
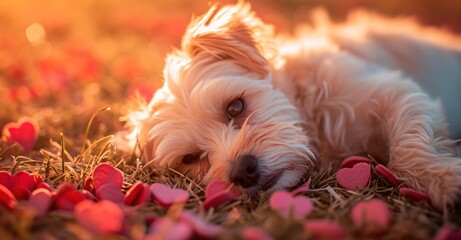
[25,23,46,45]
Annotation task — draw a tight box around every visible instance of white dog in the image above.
[124,2,461,209]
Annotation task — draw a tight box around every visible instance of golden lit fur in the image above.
[124,2,461,209]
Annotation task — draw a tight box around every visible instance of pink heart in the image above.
[1,117,39,151]
[124,181,151,206]
[375,164,401,187]
[269,190,313,219]
[148,217,193,240]
[336,162,371,191]
[340,156,371,169]
[92,163,124,191]
[203,180,242,209]
[242,227,272,240]
[0,171,13,190]
[398,187,430,202]
[75,200,124,234]
[304,219,347,240]
[434,224,461,240]
[150,183,189,208]
[180,211,223,238]
[36,182,52,192]
[54,183,86,211]
[28,188,52,217]
[96,183,124,204]
[351,199,391,235]
[0,184,16,210]
[291,181,310,196]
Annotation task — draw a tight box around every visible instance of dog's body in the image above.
[125,3,461,209]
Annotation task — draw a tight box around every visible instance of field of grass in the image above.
[1,0,460,239]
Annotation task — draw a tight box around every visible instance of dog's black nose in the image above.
[229,155,260,188]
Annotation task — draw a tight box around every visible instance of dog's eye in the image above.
[227,98,244,118]
[182,152,202,164]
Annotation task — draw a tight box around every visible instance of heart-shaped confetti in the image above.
[75,200,124,234]
[125,181,151,206]
[149,217,193,240]
[92,163,124,191]
[340,156,371,169]
[269,190,313,219]
[96,183,124,204]
[13,171,38,191]
[83,176,95,194]
[180,211,223,238]
[28,188,53,217]
[434,224,461,240]
[304,219,347,240]
[242,227,273,240]
[291,180,310,196]
[351,199,391,235]
[203,180,242,209]
[11,186,31,201]
[36,182,52,192]
[54,183,86,211]
[0,184,16,210]
[150,183,189,208]
[0,171,13,190]
[398,187,430,201]
[375,164,401,187]
[336,162,371,191]
[1,117,39,151]
[81,189,97,201]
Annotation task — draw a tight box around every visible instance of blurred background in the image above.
[0,0,460,104]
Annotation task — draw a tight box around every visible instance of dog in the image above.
[123,2,461,210]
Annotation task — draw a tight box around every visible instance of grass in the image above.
[1,0,460,239]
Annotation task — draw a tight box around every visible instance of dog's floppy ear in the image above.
[181,2,275,78]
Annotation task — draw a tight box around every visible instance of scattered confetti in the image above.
[336,162,371,191]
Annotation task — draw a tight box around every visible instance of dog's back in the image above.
[300,9,461,138]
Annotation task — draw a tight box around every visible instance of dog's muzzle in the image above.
[229,155,260,188]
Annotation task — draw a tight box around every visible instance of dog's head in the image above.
[126,3,315,194]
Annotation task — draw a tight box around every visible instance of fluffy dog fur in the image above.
[124,2,461,209]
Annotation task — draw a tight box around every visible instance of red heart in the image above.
[75,200,124,234]
[0,184,16,210]
[148,217,193,240]
[242,227,272,240]
[351,199,391,235]
[269,190,313,219]
[150,183,189,208]
[340,156,371,169]
[11,186,31,200]
[83,176,95,194]
[124,181,151,206]
[203,180,242,209]
[1,117,39,151]
[96,183,124,204]
[375,164,401,187]
[28,188,53,217]
[54,183,86,211]
[92,163,124,191]
[304,219,347,240]
[13,171,37,191]
[398,187,430,201]
[180,211,223,238]
[0,171,13,190]
[336,162,371,191]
